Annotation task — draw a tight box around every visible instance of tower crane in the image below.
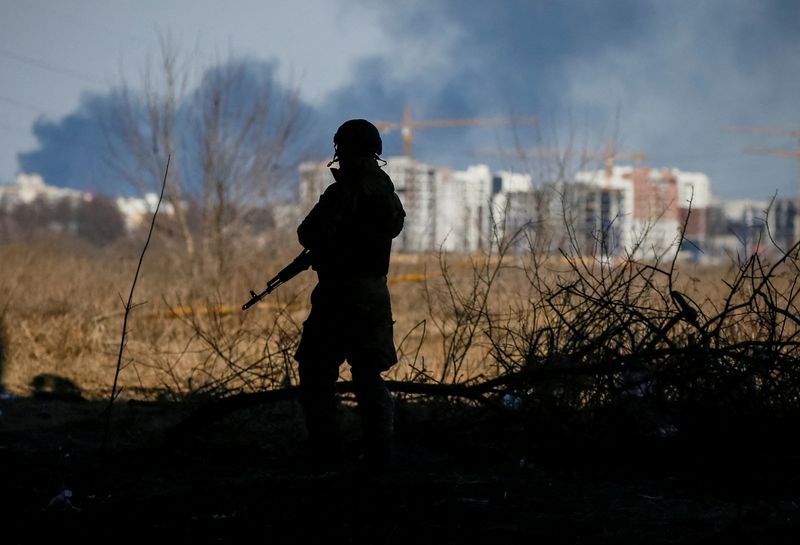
[725,126,800,139]
[724,126,800,163]
[599,149,647,179]
[372,105,536,253]
[726,125,800,243]
[472,145,647,182]
[374,104,538,159]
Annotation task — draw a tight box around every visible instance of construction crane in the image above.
[726,125,800,244]
[599,149,647,179]
[374,104,538,159]
[472,145,647,180]
[371,105,536,253]
[724,126,800,161]
[725,126,800,139]
[725,125,800,187]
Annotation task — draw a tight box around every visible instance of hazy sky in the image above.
[1,0,798,200]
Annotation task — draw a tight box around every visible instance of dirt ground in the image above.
[2,393,799,544]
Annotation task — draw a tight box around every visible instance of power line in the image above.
[0,94,51,114]
[0,124,31,134]
[0,46,102,86]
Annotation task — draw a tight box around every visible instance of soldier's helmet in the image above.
[333,119,382,160]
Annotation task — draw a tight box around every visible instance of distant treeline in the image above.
[0,195,125,246]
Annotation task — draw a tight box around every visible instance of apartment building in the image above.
[0,173,88,208]
[436,165,493,252]
[299,157,459,253]
[569,166,711,260]
[296,158,725,259]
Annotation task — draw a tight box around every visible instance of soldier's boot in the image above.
[299,369,342,474]
[352,366,394,471]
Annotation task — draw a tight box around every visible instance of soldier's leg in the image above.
[295,284,347,471]
[350,364,394,468]
[298,358,343,471]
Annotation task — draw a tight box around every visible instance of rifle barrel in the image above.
[241,250,312,311]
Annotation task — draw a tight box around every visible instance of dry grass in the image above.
[3,230,794,410]
[0,235,437,398]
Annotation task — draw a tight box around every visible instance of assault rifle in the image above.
[241,249,313,310]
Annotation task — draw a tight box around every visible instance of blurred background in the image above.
[1,0,798,199]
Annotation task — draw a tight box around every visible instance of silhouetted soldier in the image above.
[294,119,405,472]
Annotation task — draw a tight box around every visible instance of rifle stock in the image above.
[242,250,313,310]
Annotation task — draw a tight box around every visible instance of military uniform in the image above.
[295,153,405,470]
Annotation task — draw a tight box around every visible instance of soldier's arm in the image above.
[297,183,346,251]
[387,193,406,239]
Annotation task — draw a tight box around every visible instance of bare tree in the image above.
[77,196,126,246]
[189,55,305,273]
[106,33,307,274]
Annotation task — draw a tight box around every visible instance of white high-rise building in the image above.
[294,159,717,259]
[115,193,176,231]
[436,165,493,252]
[297,157,442,253]
[573,166,636,257]
[489,170,535,249]
[382,157,441,252]
[0,173,88,207]
[298,160,335,213]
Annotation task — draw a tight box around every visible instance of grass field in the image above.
[3,234,800,542]
[2,232,794,405]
